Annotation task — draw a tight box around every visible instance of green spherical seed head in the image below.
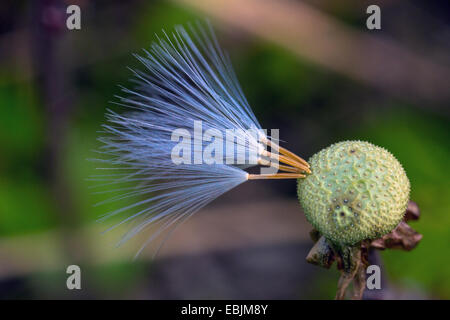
[297,141,410,246]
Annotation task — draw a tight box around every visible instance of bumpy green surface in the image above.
[297,141,410,246]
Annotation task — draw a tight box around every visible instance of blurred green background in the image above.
[0,0,449,299]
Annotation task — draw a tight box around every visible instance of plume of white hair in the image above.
[93,22,309,256]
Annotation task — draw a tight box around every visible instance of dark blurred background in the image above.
[0,0,449,299]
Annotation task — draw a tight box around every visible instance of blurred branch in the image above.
[0,198,310,279]
[30,0,84,263]
[175,0,450,107]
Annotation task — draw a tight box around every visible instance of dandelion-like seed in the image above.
[94,22,308,257]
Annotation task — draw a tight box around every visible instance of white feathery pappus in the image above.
[92,21,309,257]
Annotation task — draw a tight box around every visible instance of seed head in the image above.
[297,141,410,246]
